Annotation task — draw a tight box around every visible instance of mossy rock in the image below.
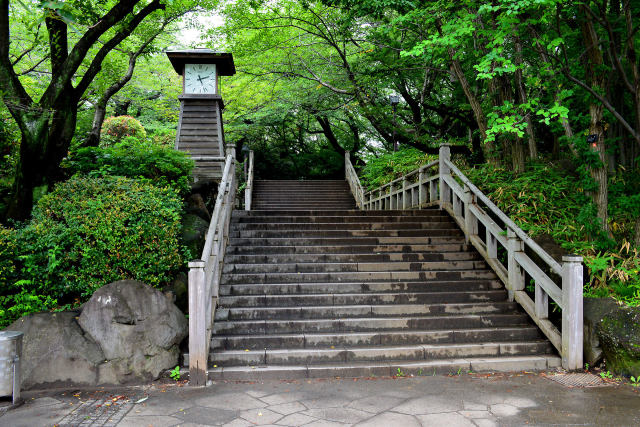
[597,305,640,377]
[583,297,620,365]
[180,213,209,258]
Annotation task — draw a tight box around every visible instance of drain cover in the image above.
[546,373,608,388]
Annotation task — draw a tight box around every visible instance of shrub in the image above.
[360,148,436,190]
[100,115,147,147]
[63,143,194,195]
[16,175,187,301]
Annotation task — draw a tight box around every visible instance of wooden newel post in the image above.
[507,227,524,301]
[188,259,207,386]
[562,255,583,370]
[226,142,236,160]
[439,144,451,209]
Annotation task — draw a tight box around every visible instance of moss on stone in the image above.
[597,306,640,377]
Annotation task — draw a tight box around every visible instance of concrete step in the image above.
[215,302,518,321]
[225,243,473,255]
[228,236,467,246]
[220,270,497,285]
[222,260,488,274]
[220,279,504,296]
[211,326,543,350]
[218,289,507,308]
[229,229,462,239]
[212,313,531,335]
[204,356,562,380]
[224,252,481,264]
[206,341,554,367]
[232,222,457,230]
[232,209,443,217]
[232,216,451,224]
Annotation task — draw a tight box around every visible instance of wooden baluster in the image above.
[389,183,395,210]
[418,169,426,207]
[439,144,451,209]
[429,179,438,203]
[507,227,525,301]
[463,185,478,243]
[486,226,497,260]
[402,176,409,209]
[188,260,207,386]
[562,255,583,370]
[535,284,548,320]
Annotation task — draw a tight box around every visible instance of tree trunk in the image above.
[634,217,640,247]
[581,5,610,235]
[6,93,78,220]
[86,102,107,147]
[511,137,526,174]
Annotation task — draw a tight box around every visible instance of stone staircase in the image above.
[204,180,560,380]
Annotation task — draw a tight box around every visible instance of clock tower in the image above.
[166,49,236,183]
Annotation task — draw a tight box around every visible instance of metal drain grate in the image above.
[546,373,608,388]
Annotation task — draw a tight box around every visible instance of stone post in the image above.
[439,144,451,209]
[188,260,207,386]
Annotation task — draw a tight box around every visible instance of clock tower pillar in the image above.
[166,49,236,183]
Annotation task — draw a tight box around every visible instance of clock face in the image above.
[184,63,217,94]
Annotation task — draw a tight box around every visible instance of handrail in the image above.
[245,150,254,211]
[188,150,237,386]
[358,144,583,370]
[344,151,365,209]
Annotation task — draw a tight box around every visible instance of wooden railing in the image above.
[362,160,440,210]
[344,151,364,209]
[187,147,237,386]
[245,150,254,211]
[347,144,583,370]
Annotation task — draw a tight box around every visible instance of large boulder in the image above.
[583,297,620,366]
[79,280,187,384]
[598,305,640,377]
[8,311,104,389]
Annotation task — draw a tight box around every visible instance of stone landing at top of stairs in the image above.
[188,180,560,380]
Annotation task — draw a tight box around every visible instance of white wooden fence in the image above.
[345,145,583,370]
[188,145,237,386]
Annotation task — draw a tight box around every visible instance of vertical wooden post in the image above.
[389,182,395,210]
[507,227,524,301]
[439,144,451,209]
[562,255,583,370]
[402,177,409,209]
[418,168,426,207]
[429,179,438,203]
[245,150,254,211]
[188,260,207,386]
[463,185,477,243]
[486,228,497,259]
[535,284,549,320]
[226,142,236,159]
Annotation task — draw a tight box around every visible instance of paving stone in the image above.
[222,418,255,427]
[392,396,463,415]
[502,396,537,408]
[269,401,308,415]
[347,395,405,413]
[302,407,371,424]
[133,398,189,416]
[472,419,498,427]
[239,408,284,425]
[300,396,348,409]
[260,392,307,406]
[276,412,318,426]
[416,412,476,426]
[195,392,267,410]
[459,410,492,419]
[174,406,238,425]
[489,403,519,417]
[116,415,182,427]
[304,421,347,427]
[355,411,422,426]
[246,390,271,398]
[462,402,487,411]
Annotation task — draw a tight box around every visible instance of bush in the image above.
[8,175,187,308]
[360,148,436,190]
[63,143,194,195]
[100,115,147,147]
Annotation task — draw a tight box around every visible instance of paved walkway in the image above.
[1,372,639,426]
